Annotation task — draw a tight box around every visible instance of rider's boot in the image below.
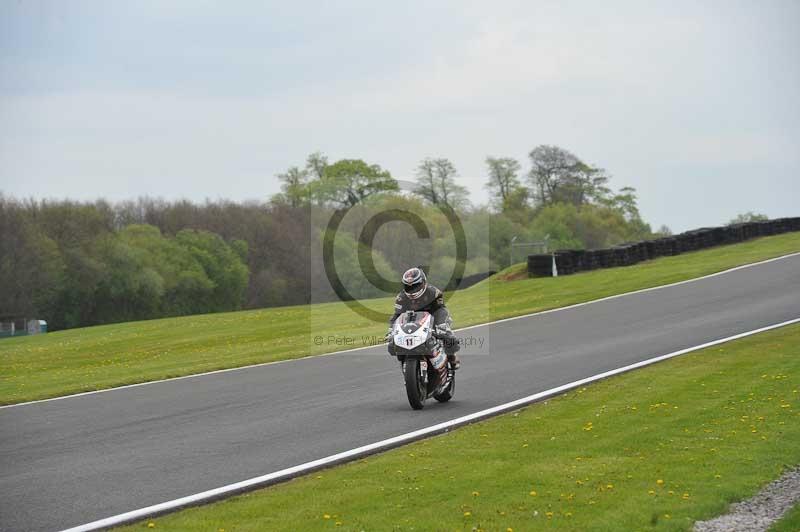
[444,336,461,370]
[447,352,461,370]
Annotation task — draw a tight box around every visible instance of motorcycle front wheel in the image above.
[403,357,427,410]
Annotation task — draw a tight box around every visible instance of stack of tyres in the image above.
[526,217,800,277]
[645,240,658,259]
[710,227,726,245]
[634,242,649,262]
[773,219,790,233]
[571,249,586,272]
[557,249,587,274]
[741,223,759,240]
[677,233,694,253]
[612,247,629,266]
[693,229,714,248]
[724,225,744,244]
[528,254,554,277]
[582,250,599,271]
[666,237,680,256]
[597,248,615,268]
[554,251,575,275]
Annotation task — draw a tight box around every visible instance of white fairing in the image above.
[393,312,432,351]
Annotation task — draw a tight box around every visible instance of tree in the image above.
[527,145,582,206]
[599,186,651,239]
[554,162,611,206]
[0,203,65,321]
[275,166,308,207]
[485,157,524,209]
[414,157,469,209]
[176,229,249,311]
[313,159,398,207]
[305,151,328,181]
[654,225,673,237]
[729,212,768,225]
[92,232,165,322]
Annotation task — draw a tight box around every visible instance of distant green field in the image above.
[1,232,798,405]
[118,322,800,531]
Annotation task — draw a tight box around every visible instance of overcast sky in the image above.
[1,0,798,231]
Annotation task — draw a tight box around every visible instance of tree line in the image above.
[1,145,660,331]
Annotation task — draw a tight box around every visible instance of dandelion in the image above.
[656,479,664,485]
[463,511,472,517]
[147,523,155,529]
[323,514,331,519]
[472,491,480,497]
[664,514,671,519]
[529,490,537,496]
[683,493,690,499]
[606,484,614,489]
[545,511,554,519]
[648,490,655,495]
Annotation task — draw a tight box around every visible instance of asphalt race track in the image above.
[2,255,799,531]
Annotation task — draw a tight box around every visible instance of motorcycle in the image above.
[390,310,455,410]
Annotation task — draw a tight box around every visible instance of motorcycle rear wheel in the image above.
[404,357,427,410]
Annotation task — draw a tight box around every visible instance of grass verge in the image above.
[770,502,800,532]
[118,323,800,531]
[1,232,799,405]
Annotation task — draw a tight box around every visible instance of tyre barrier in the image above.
[527,217,800,277]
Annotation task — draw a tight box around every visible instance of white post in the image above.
[552,254,558,277]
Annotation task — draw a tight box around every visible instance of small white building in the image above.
[27,320,47,335]
[0,317,47,338]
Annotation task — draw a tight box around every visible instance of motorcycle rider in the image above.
[387,267,461,369]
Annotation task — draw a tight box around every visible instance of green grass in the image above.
[118,322,800,531]
[1,232,799,405]
[771,502,800,532]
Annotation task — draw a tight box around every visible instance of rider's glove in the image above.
[434,324,453,339]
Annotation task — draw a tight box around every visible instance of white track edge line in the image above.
[5,250,799,411]
[59,317,800,532]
